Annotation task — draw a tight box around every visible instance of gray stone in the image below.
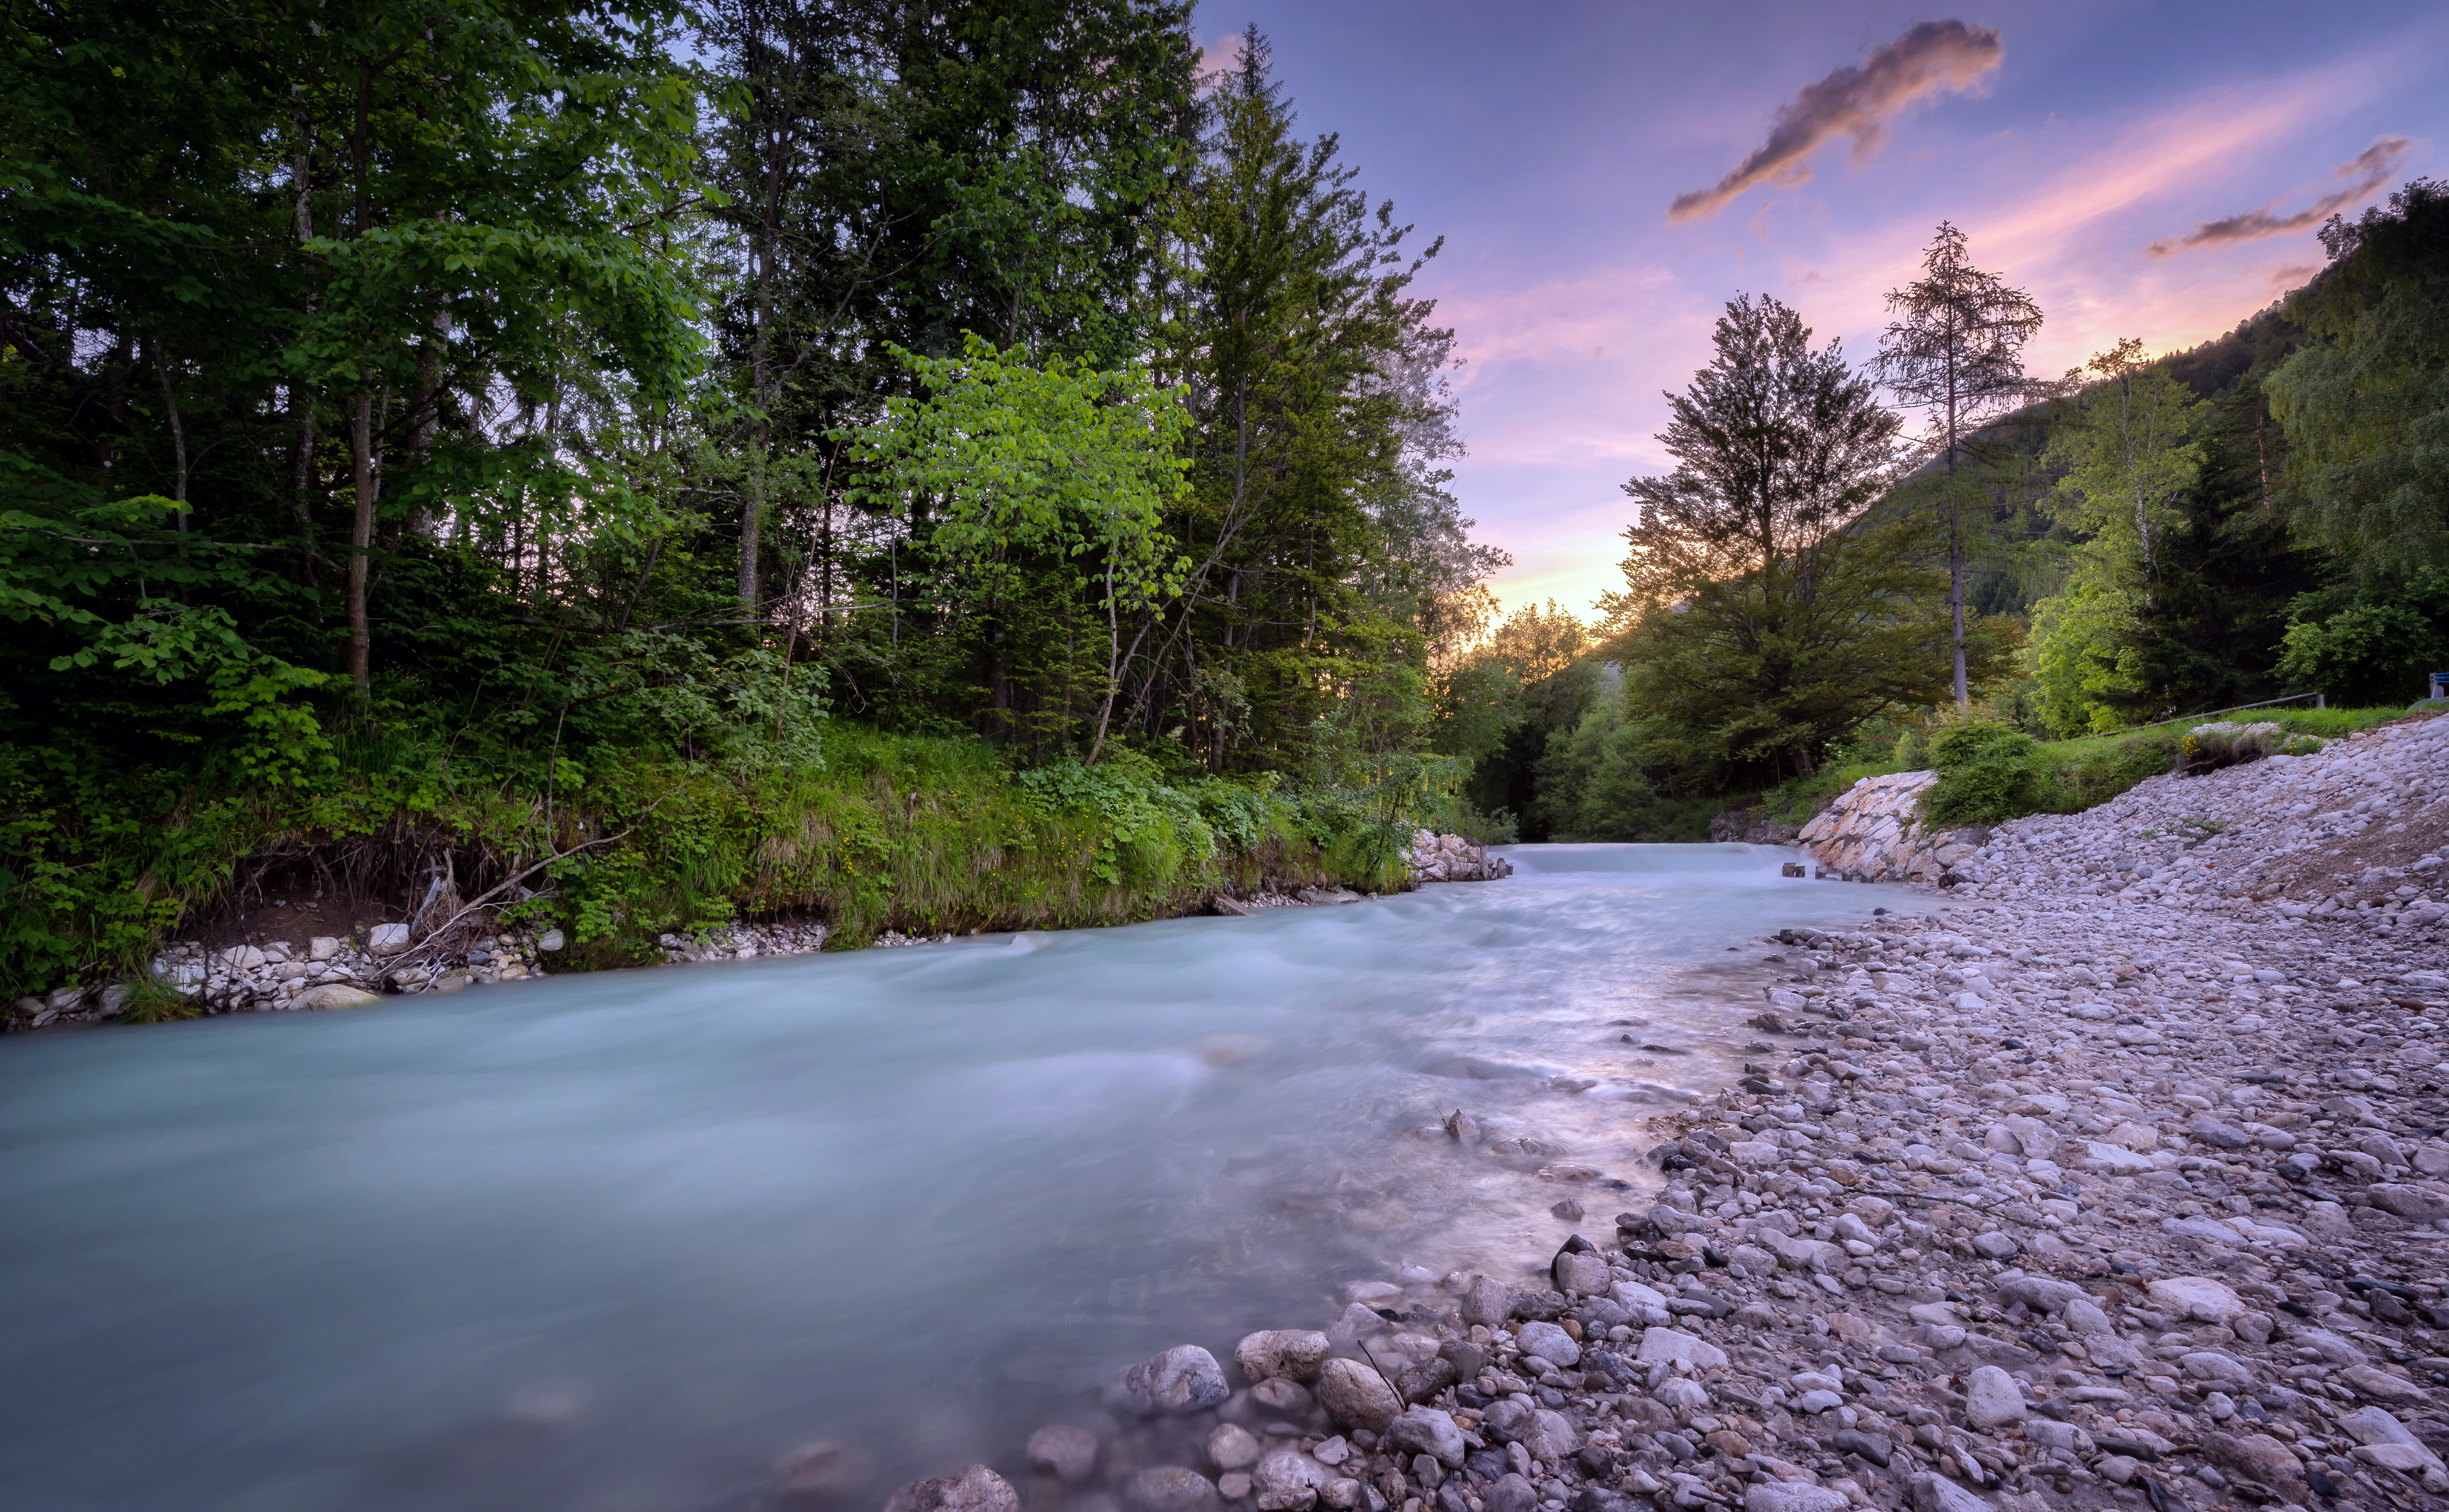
[1485,1474,1536,1512]
[1125,1467,1221,1512]
[534,928,566,952]
[1518,1409,1578,1463]
[2368,1184,2449,1218]
[1553,1251,1612,1296]
[2180,1350,2256,1391]
[307,936,343,961]
[885,1466,1021,1512]
[1831,1430,1892,1468]
[2146,1275,2245,1324]
[1314,1357,1401,1430]
[294,983,381,1011]
[1248,1377,1311,1416]
[1744,1485,1849,1512]
[2203,1432,2308,1497]
[2342,1365,2429,1403]
[1461,1275,1510,1327]
[1907,1472,1992,1512]
[1963,1365,2025,1429]
[1516,1321,1580,1368]
[1249,1453,1327,1512]
[1386,1406,1467,1468]
[1122,1345,1229,1415]
[1236,1329,1331,1383]
[1029,1426,1102,1482]
[1996,1275,2084,1314]
[1635,1327,1726,1369]
[365,923,411,955]
[1970,1231,2021,1260]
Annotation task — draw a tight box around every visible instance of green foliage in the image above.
[1922,722,2055,827]
[2275,568,2449,706]
[2265,180,2449,579]
[2024,340,2211,734]
[849,337,1193,610]
[1606,295,1966,788]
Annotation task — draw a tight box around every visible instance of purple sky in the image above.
[1189,1,2449,621]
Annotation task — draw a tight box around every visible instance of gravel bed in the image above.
[864,717,2449,1512]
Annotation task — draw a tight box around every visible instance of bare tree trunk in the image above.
[154,346,189,530]
[347,387,376,696]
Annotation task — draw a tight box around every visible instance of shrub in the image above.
[1922,722,2057,827]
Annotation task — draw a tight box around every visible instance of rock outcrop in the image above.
[1794,770,1987,884]
[1406,830,1513,884]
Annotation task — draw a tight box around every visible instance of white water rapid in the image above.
[0,844,1921,1512]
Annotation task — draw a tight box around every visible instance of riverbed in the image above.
[0,844,1917,1512]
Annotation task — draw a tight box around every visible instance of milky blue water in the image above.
[0,845,1919,1512]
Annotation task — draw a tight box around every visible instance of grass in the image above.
[1746,705,2410,837]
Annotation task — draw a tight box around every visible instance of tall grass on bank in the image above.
[2,722,1431,1009]
[1740,706,2409,834]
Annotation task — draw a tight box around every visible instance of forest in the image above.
[3,0,2445,1003]
[1461,185,2449,843]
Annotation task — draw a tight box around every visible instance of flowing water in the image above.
[0,844,1921,1512]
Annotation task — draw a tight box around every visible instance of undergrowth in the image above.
[1737,706,2408,835]
[0,720,1431,1006]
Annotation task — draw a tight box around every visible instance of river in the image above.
[0,844,1920,1512]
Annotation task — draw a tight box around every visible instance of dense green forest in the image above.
[0,2,1505,1002]
[1468,184,2449,842]
[4,0,2444,1006]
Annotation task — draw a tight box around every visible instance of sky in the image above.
[1186,0,2449,623]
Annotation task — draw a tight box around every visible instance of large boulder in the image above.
[1386,1406,1467,1468]
[1314,1358,1400,1430]
[1121,1345,1229,1415]
[1235,1330,1332,1383]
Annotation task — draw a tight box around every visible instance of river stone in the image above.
[294,983,381,1010]
[1206,1424,1260,1472]
[1250,1452,1329,1512]
[1908,1473,1992,1512]
[2181,1351,2256,1390]
[1744,1484,1849,1512]
[1461,1275,1510,1327]
[1126,1467,1221,1512]
[1636,1327,1727,1369]
[1553,1251,1611,1296]
[885,1466,1020,1512]
[1029,1426,1101,1482]
[1964,1366,2025,1428]
[2203,1432,2309,1499]
[1996,1275,2084,1314]
[1123,1346,1229,1415]
[1519,1409,1578,1463]
[1486,1474,1537,1512]
[2369,1184,2449,1218]
[1248,1378,1312,1415]
[1315,1358,1401,1430]
[2147,1276,2245,1324]
[1237,1329,1331,1383]
[2342,1366,2430,1404]
[365,923,411,955]
[2340,1407,2443,1469]
[1387,1406,1468,1468]
[774,1440,878,1497]
[1516,1321,1581,1368]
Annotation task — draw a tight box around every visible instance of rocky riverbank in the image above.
[883,718,2448,1512]
[10,832,1510,1029]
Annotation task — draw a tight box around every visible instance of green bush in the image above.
[1922,722,2057,827]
